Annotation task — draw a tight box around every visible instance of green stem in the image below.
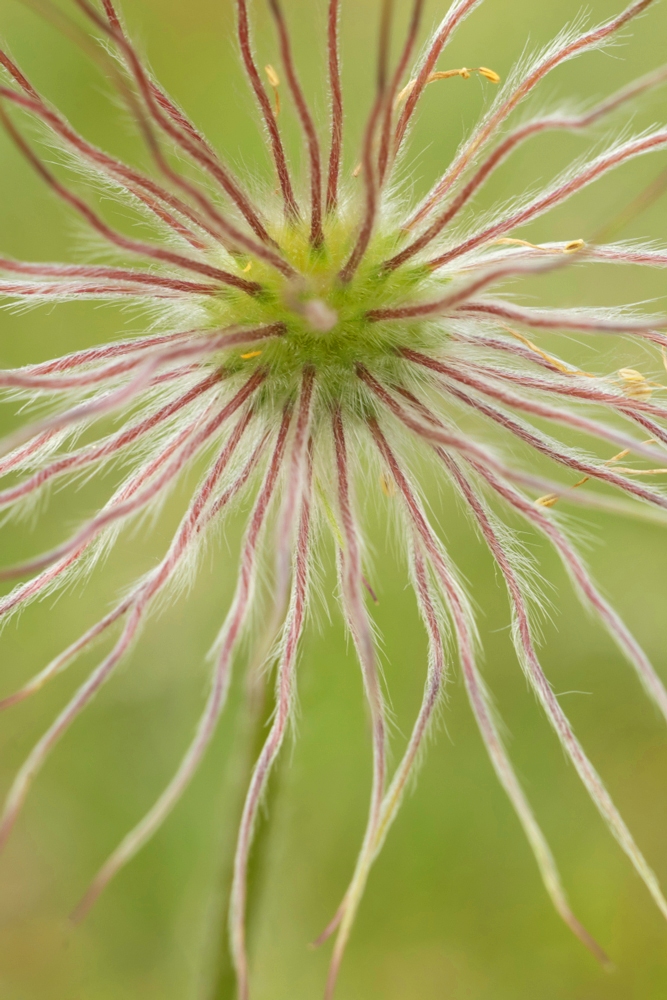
[206,663,280,1000]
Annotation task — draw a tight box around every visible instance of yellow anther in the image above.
[352,162,362,178]
[564,239,586,252]
[240,350,262,360]
[617,368,653,400]
[264,64,281,117]
[264,63,280,88]
[536,494,560,508]
[395,66,501,107]
[380,473,396,498]
[241,261,253,273]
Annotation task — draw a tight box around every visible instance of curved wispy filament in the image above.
[407,0,658,229]
[231,447,313,1000]
[71,410,290,921]
[1,2,667,996]
[369,419,608,962]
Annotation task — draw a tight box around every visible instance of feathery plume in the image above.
[1,1,667,995]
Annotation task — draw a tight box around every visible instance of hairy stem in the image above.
[208,665,277,1000]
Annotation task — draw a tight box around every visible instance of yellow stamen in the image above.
[494,238,543,249]
[536,494,560,507]
[264,63,280,88]
[380,473,396,497]
[501,324,594,377]
[395,65,501,107]
[241,261,252,273]
[536,439,659,508]
[610,467,667,476]
[618,367,646,381]
[264,63,281,117]
[615,371,667,398]
[429,67,472,82]
[240,350,262,360]
[617,367,653,400]
[492,237,585,255]
[603,440,667,477]
[352,162,362,178]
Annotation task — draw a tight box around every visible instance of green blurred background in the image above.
[1,0,667,997]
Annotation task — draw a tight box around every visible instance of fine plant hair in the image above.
[1,0,667,996]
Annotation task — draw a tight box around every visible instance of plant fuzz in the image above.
[1,0,667,995]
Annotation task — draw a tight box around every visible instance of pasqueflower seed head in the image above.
[1,0,667,996]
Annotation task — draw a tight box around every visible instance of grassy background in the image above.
[1,0,667,997]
